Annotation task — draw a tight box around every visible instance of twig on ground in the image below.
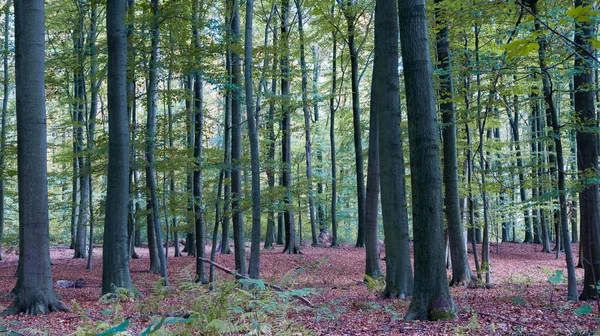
[198,257,315,308]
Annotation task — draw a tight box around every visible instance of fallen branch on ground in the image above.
[198,257,314,308]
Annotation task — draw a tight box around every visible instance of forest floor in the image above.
[0,242,599,335]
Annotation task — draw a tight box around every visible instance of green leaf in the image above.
[548,270,564,285]
[96,320,129,336]
[574,304,593,316]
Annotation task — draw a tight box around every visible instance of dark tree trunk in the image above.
[435,0,472,286]
[245,0,261,279]
[364,67,381,279]
[312,46,326,233]
[2,0,68,315]
[574,0,600,301]
[102,0,133,295]
[281,0,299,254]
[264,3,277,250]
[230,0,249,269]
[221,43,232,255]
[373,0,413,297]
[399,0,455,320]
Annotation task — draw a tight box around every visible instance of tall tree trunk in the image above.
[281,0,299,254]
[145,0,168,283]
[0,1,10,261]
[435,0,472,286]
[341,1,366,248]
[86,1,99,270]
[329,4,339,247]
[399,0,455,320]
[2,0,68,315]
[529,0,576,299]
[295,0,318,247]
[245,0,261,279]
[312,46,326,233]
[364,71,381,279]
[221,54,232,254]
[230,0,249,269]
[574,0,600,301]
[102,0,133,295]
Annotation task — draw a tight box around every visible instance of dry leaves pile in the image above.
[0,242,598,335]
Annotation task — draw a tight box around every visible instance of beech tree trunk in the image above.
[399,0,456,320]
[2,0,68,315]
[435,0,472,286]
[329,5,339,247]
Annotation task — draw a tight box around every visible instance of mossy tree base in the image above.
[404,295,457,321]
[1,294,69,316]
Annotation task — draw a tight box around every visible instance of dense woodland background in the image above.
[1,0,600,333]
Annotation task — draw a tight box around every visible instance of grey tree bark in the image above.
[2,0,68,315]
[145,0,168,283]
[102,0,133,295]
[398,0,456,320]
[329,4,339,247]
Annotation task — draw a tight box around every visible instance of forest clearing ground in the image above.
[0,242,598,335]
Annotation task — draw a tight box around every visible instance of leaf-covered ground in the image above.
[0,242,598,335]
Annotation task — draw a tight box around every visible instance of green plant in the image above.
[364,274,386,294]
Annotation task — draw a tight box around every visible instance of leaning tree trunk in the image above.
[398,0,456,320]
[435,0,472,286]
[2,0,68,315]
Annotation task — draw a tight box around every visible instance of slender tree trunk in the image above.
[281,0,299,254]
[0,2,10,261]
[295,0,318,247]
[435,0,472,286]
[230,0,249,269]
[330,5,339,247]
[245,0,261,278]
[312,46,326,233]
[341,1,366,248]
[399,0,456,320]
[221,57,232,254]
[86,1,99,270]
[145,0,168,283]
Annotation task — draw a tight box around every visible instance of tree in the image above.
[373,0,412,298]
[434,0,472,286]
[0,0,10,261]
[281,0,299,254]
[145,0,168,282]
[329,3,339,248]
[230,0,249,270]
[2,0,67,315]
[398,0,456,320]
[340,0,366,248]
[573,0,600,301]
[102,0,133,296]
[245,0,261,279]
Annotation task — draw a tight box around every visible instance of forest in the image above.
[0,0,600,334]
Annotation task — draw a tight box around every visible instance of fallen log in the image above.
[197,257,314,308]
